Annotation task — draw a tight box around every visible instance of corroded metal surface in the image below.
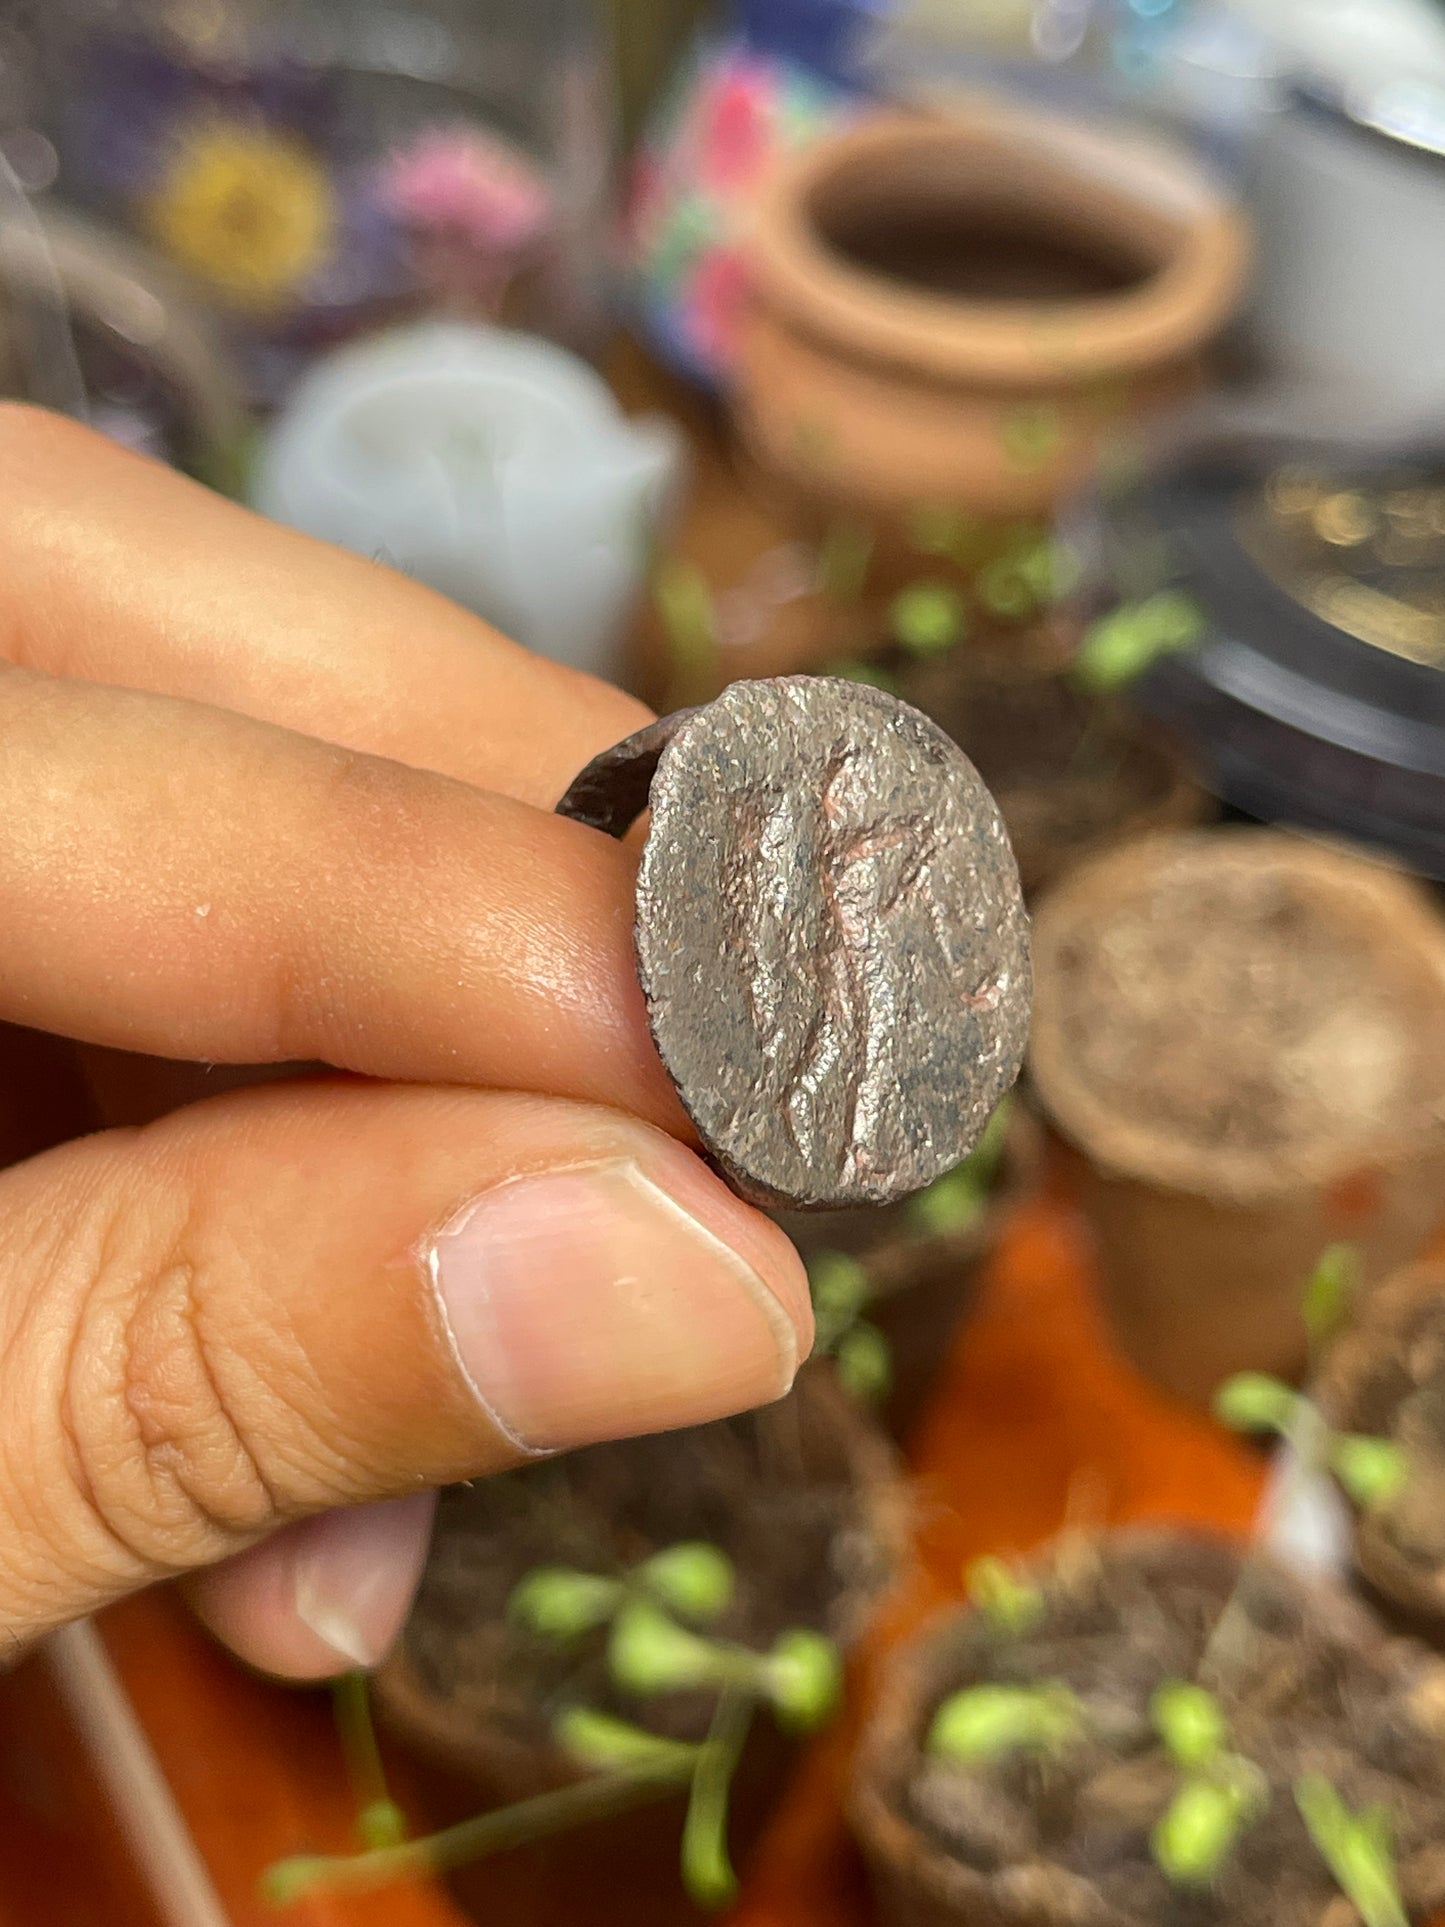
[553,709,695,837]
[557,676,1030,1210]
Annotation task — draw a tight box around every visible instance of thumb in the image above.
[0,1078,809,1659]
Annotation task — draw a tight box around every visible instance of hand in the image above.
[0,407,811,1676]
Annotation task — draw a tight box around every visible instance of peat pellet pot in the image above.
[734,105,1247,525]
[1029,830,1445,1408]
[1320,1262,1445,1648]
[374,1367,903,1926]
[850,1527,1445,1927]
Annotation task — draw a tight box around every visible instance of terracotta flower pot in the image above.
[776,1108,1042,1441]
[373,1368,905,1925]
[1029,830,1445,1408]
[1318,1260,1445,1646]
[850,1526,1445,1927]
[734,105,1248,525]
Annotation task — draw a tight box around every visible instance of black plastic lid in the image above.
[1098,439,1445,876]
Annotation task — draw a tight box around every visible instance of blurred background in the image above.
[0,0,1436,879]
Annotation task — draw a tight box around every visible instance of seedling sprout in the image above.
[261,1541,840,1911]
[925,1246,1422,1916]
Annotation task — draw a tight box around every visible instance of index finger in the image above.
[0,664,680,1130]
[0,405,651,805]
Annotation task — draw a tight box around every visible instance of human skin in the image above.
[0,405,812,1677]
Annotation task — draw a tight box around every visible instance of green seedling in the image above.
[962,522,1079,621]
[635,1542,735,1625]
[1295,1774,1409,1927]
[1214,1244,1407,1514]
[1153,1681,1230,1770]
[829,502,1083,692]
[1189,1239,1412,1894]
[807,1250,893,1406]
[509,1565,624,1639]
[928,1682,1085,1765]
[681,1690,752,1907]
[511,1543,733,1642]
[809,1252,870,1349]
[891,581,968,657]
[653,556,718,698]
[608,1596,733,1693]
[553,1708,701,1776]
[767,1629,844,1732]
[1328,1434,1410,1511]
[807,1096,1015,1405]
[261,1766,693,1907]
[832,1322,893,1404]
[966,1556,1046,1639]
[606,1599,840,1731]
[332,1671,407,1850]
[1072,588,1204,694]
[909,1164,987,1237]
[1152,1771,1262,1887]
[1190,1246,1412,1899]
[598,1595,837,1905]
[607,1598,837,1727]
[1018,534,1083,605]
[1001,403,1064,472]
[1213,1373,1407,1514]
[1149,1681,1267,1887]
[907,1096,1011,1240]
[976,556,1039,620]
[1213,1371,1303,1438]
[1302,1242,1362,1354]
[908,501,1046,576]
[264,1543,840,1912]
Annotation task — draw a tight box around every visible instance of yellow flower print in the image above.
[147,120,334,310]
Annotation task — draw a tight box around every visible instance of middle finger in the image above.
[0,407,652,804]
[0,664,679,1129]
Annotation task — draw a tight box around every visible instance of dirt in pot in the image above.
[898,665,1199,896]
[1045,849,1438,1166]
[1321,1268,1445,1631]
[857,1531,1445,1926]
[390,1371,897,1778]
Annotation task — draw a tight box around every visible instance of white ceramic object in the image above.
[252,321,684,681]
[1259,1438,1352,1580]
[1152,11,1285,166]
[1243,94,1445,411]
[1226,0,1445,96]
[1187,0,1445,410]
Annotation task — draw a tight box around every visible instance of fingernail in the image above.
[426,1158,804,1453]
[292,1492,437,1669]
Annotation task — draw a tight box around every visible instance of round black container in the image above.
[1096,438,1445,878]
